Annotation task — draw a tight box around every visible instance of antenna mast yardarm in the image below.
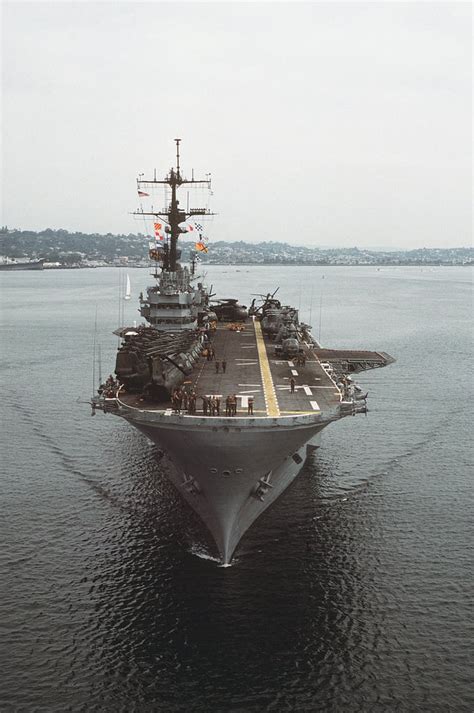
[134,139,214,271]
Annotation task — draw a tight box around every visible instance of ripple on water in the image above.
[1,267,472,712]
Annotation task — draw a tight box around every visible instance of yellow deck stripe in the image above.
[253,318,280,417]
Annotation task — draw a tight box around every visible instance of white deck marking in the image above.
[310,400,321,411]
[164,409,172,416]
[238,389,261,394]
[236,360,258,365]
[241,345,257,349]
[303,386,312,395]
[291,369,298,376]
[287,360,294,366]
[238,395,249,408]
[276,384,311,392]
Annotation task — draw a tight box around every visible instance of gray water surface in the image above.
[0,266,472,712]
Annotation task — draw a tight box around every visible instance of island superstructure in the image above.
[92,141,395,564]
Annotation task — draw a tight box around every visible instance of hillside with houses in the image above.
[1,227,472,267]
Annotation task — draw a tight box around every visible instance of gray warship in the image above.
[92,140,395,564]
[0,257,44,270]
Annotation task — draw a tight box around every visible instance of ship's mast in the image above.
[134,139,213,272]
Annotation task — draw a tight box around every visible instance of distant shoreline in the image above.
[2,229,472,268]
[26,262,474,270]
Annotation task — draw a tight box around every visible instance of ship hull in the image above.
[0,260,44,271]
[114,405,334,563]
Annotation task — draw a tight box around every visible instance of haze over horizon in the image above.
[2,2,472,249]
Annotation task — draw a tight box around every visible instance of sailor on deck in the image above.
[248,396,254,415]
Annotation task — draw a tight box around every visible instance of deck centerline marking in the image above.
[276,385,314,392]
[253,318,280,417]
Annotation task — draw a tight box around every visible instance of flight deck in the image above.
[119,318,343,417]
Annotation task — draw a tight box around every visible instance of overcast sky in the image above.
[2,1,472,248]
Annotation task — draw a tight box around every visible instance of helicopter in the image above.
[211,298,248,322]
[274,337,302,359]
[248,287,281,317]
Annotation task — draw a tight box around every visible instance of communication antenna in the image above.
[117,270,122,346]
[318,274,325,343]
[175,137,181,179]
[98,343,102,387]
[92,306,98,397]
[318,292,323,343]
[308,284,314,327]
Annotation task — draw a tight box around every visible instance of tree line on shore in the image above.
[0,227,472,265]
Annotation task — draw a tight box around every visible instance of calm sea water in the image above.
[0,266,472,712]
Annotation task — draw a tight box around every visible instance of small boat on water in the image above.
[124,273,131,300]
